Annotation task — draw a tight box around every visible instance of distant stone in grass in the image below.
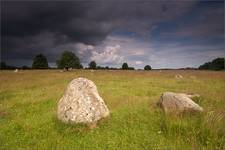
[57,77,109,124]
[175,74,183,79]
[14,69,18,73]
[158,92,203,114]
[190,75,197,80]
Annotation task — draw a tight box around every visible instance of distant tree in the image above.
[96,66,101,70]
[122,63,129,70]
[0,62,17,70]
[89,61,97,69]
[0,62,6,69]
[144,65,152,70]
[96,66,107,70]
[199,62,211,70]
[22,66,30,70]
[57,51,83,69]
[199,58,224,70]
[32,54,49,69]
[128,67,135,70]
[209,58,224,70]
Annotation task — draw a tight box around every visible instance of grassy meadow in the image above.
[0,70,224,150]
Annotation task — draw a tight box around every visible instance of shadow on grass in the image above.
[52,115,112,136]
[53,117,89,135]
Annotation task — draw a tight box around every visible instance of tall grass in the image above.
[0,70,224,149]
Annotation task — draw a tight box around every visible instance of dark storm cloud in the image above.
[1,0,224,68]
[160,2,224,38]
[1,1,196,42]
[1,1,111,44]
[1,0,197,62]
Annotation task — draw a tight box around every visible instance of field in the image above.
[0,70,224,150]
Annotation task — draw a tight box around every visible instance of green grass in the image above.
[0,70,224,150]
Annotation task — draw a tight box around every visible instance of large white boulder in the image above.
[57,77,109,123]
[158,92,203,114]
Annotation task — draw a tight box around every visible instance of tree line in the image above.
[0,51,152,70]
[198,58,224,71]
[1,51,224,71]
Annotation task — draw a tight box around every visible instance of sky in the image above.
[1,0,224,69]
